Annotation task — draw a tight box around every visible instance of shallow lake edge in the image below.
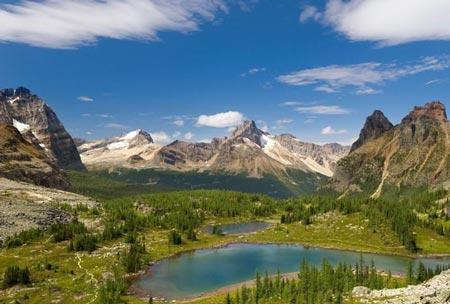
[128,239,450,302]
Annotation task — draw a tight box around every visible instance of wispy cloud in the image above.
[77,96,94,102]
[256,119,269,132]
[277,56,449,94]
[104,123,127,129]
[321,126,347,135]
[299,5,321,23]
[0,0,227,49]
[151,131,171,143]
[306,0,450,46]
[424,79,440,86]
[98,114,113,118]
[241,67,266,77]
[184,131,195,140]
[295,105,349,115]
[196,111,244,128]
[173,119,185,127]
[272,118,293,130]
[280,101,315,107]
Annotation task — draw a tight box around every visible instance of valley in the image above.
[0,87,449,304]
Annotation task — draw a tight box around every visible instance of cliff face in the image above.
[351,110,393,152]
[0,123,69,189]
[332,101,450,197]
[0,87,85,170]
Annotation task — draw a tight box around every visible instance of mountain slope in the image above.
[0,123,68,189]
[332,101,450,197]
[79,120,349,194]
[0,87,85,170]
[78,129,161,169]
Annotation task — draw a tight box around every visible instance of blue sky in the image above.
[1,0,449,145]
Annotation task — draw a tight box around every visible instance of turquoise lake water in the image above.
[132,243,450,300]
[203,221,271,235]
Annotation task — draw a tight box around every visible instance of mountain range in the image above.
[77,119,350,183]
[0,87,448,197]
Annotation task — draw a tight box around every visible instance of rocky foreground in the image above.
[0,178,96,241]
[353,269,450,303]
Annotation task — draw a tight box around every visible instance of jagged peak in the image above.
[350,109,393,152]
[230,120,267,146]
[401,101,447,124]
[0,87,32,98]
[121,129,153,145]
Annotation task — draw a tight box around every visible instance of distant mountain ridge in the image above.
[332,101,450,197]
[78,120,350,187]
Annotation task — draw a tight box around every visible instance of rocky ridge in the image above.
[332,101,450,196]
[352,269,450,303]
[0,87,85,170]
[0,123,69,189]
[0,177,96,242]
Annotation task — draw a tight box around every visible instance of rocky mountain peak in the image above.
[0,87,85,170]
[231,120,267,146]
[122,129,153,145]
[350,110,393,152]
[0,87,31,98]
[401,101,447,124]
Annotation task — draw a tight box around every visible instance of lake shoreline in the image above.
[128,239,450,302]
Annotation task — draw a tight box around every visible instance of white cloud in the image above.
[173,119,185,126]
[82,113,92,117]
[86,131,93,135]
[277,56,449,93]
[105,123,127,129]
[299,5,321,23]
[280,101,310,106]
[196,111,244,128]
[151,131,171,143]
[0,0,227,49]
[98,114,113,118]
[276,119,293,125]
[184,131,195,140]
[198,138,211,143]
[241,67,266,77]
[319,0,450,46]
[77,96,94,102]
[295,105,349,115]
[314,85,337,93]
[355,87,381,95]
[256,120,269,132]
[321,126,347,135]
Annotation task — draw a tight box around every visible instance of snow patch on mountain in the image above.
[13,119,30,133]
[107,141,129,150]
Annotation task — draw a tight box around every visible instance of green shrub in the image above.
[168,230,182,245]
[3,265,30,288]
[68,234,97,252]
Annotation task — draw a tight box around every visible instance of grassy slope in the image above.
[90,168,323,198]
